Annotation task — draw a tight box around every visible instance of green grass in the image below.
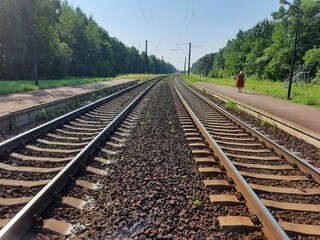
[116,74,162,82]
[192,199,202,206]
[225,100,237,109]
[181,74,320,108]
[0,74,161,95]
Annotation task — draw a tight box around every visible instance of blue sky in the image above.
[67,0,281,70]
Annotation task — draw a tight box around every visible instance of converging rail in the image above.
[193,83,320,149]
[0,76,164,239]
[172,77,320,239]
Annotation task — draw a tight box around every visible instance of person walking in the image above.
[235,71,245,93]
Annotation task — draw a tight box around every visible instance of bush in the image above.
[312,68,320,85]
[303,47,320,76]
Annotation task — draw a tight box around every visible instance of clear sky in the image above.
[67,0,281,70]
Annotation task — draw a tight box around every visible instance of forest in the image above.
[191,0,320,83]
[0,0,177,81]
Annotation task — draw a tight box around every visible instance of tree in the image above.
[209,50,224,78]
[0,0,176,80]
[303,47,320,76]
[244,19,274,78]
[193,0,320,81]
[191,53,215,76]
[0,0,31,79]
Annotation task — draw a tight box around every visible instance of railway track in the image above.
[0,76,164,239]
[0,75,319,239]
[172,77,320,239]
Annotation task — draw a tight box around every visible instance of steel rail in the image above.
[180,78,320,183]
[0,76,164,156]
[194,83,320,144]
[0,78,161,240]
[172,79,290,240]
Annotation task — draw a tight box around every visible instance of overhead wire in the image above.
[147,0,159,42]
[152,43,161,52]
[177,0,192,44]
[174,0,191,70]
[176,44,188,56]
[175,0,201,66]
[180,0,201,42]
[147,0,161,56]
[137,0,156,41]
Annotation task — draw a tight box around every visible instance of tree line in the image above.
[0,0,176,80]
[191,0,320,82]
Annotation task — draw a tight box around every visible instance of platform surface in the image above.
[196,82,320,136]
[0,79,136,116]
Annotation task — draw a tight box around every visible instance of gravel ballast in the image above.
[33,78,265,239]
[80,78,220,239]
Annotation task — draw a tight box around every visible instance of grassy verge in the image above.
[0,74,161,95]
[181,74,320,108]
[116,74,162,81]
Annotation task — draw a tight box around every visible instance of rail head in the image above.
[172,79,290,240]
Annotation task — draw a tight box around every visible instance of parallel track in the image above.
[0,77,164,239]
[172,77,320,239]
[1,75,319,239]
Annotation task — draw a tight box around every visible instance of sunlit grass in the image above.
[0,74,162,95]
[181,74,320,108]
[115,74,163,81]
[1,81,40,94]
[0,77,111,95]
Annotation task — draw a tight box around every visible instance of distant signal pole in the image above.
[184,57,186,74]
[32,0,38,86]
[188,42,191,76]
[161,56,164,74]
[145,40,148,74]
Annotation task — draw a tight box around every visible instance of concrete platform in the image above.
[0,79,137,129]
[0,79,135,115]
[195,82,320,148]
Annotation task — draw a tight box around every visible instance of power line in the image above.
[181,0,201,42]
[132,43,142,49]
[147,0,159,42]
[170,42,203,73]
[152,43,161,52]
[173,43,201,56]
[176,44,188,55]
[137,0,156,41]
[177,0,192,43]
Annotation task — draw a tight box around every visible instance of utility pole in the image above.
[184,57,186,74]
[32,0,38,86]
[161,56,163,74]
[145,40,148,74]
[188,42,191,76]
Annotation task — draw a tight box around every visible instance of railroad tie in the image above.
[217,216,260,233]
